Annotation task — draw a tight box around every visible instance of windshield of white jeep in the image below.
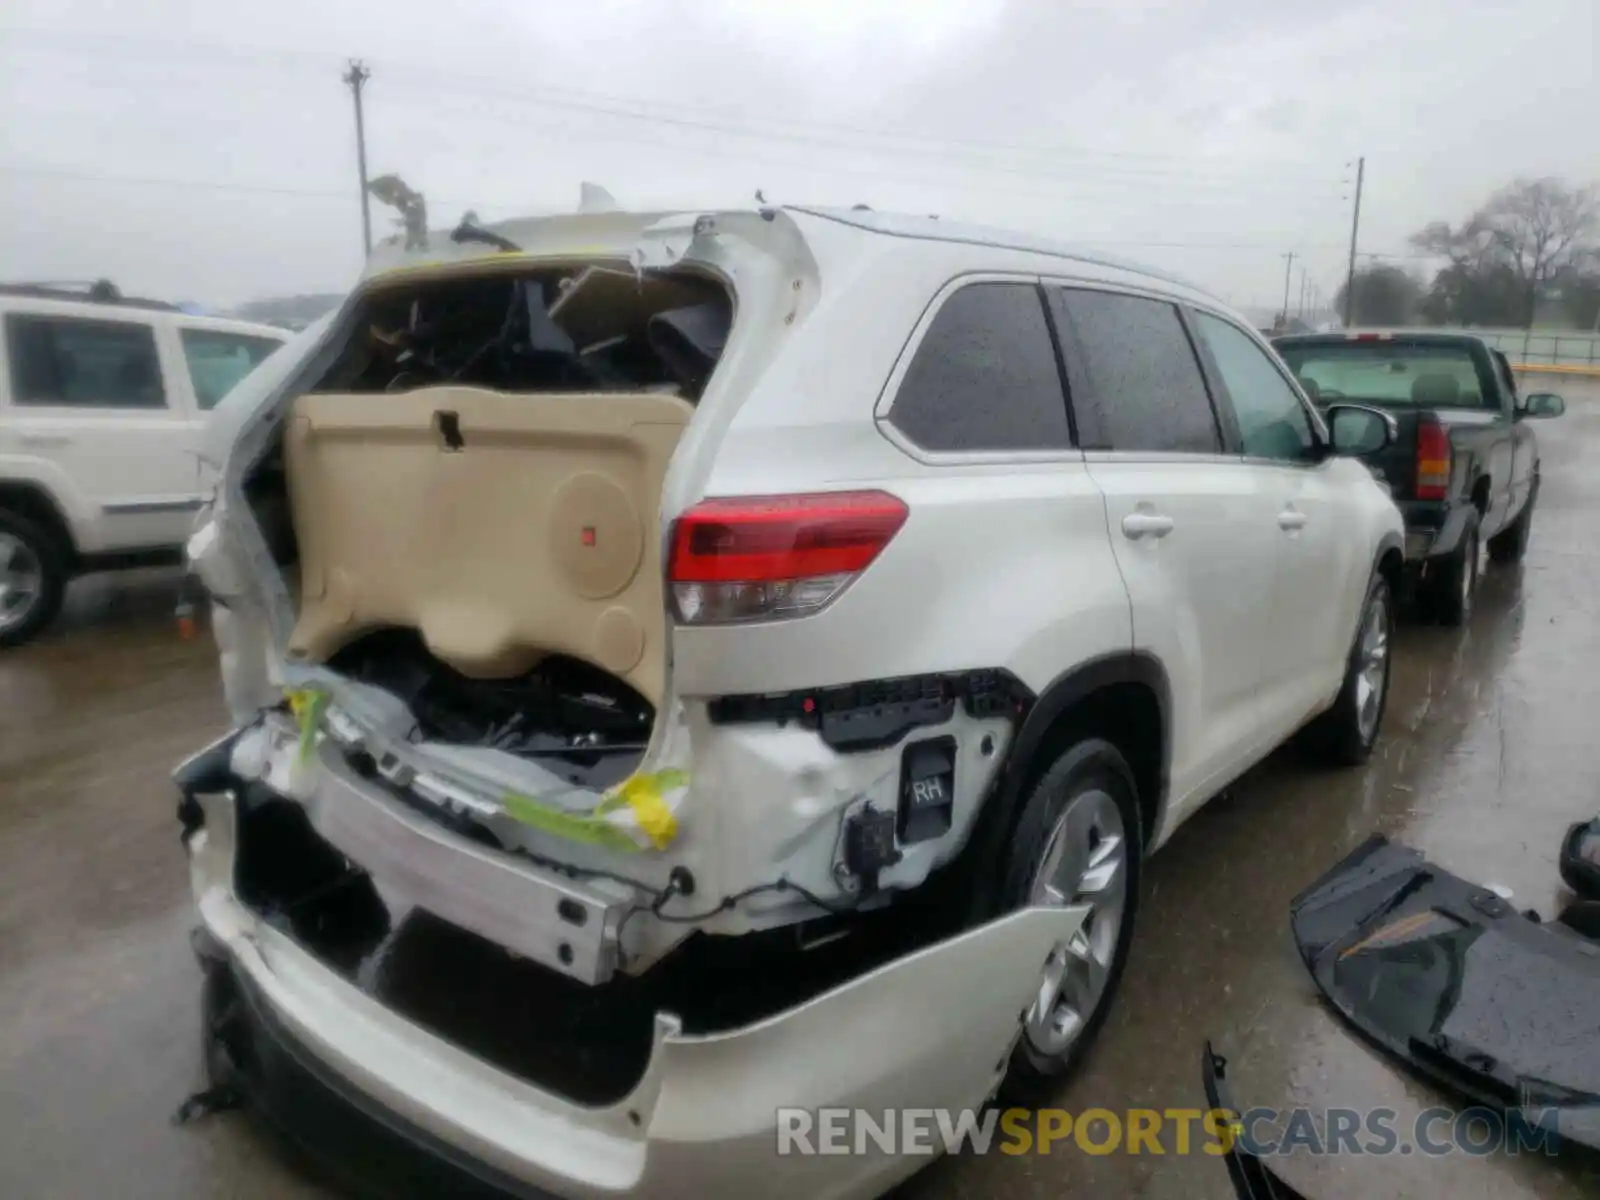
[1278,342,1495,409]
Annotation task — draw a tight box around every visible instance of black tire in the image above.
[1302,572,1395,767]
[1420,514,1478,627]
[0,508,68,649]
[996,738,1143,1097]
[1487,479,1537,564]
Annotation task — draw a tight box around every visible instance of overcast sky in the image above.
[1,0,1595,313]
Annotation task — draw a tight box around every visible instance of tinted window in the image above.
[888,282,1072,453]
[5,314,166,409]
[1056,290,1218,453]
[181,329,283,410]
[1193,312,1316,462]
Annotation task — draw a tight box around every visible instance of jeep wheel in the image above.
[0,509,68,648]
[1302,572,1394,767]
[999,738,1142,1096]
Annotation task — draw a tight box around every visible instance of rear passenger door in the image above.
[1,310,201,552]
[1187,309,1359,734]
[1046,284,1280,822]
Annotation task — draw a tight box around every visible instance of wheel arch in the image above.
[0,481,77,561]
[1374,530,1404,596]
[1469,473,1491,517]
[961,652,1171,917]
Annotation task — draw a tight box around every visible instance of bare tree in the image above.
[1333,264,1423,326]
[367,174,429,252]
[1411,178,1599,326]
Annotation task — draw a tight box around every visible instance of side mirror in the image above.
[1325,403,1398,456]
[1522,392,1566,419]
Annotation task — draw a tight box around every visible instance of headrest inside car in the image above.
[1410,373,1461,406]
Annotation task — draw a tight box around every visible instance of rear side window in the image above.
[887,282,1072,453]
[181,329,283,410]
[1055,289,1219,453]
[5,314,166,409]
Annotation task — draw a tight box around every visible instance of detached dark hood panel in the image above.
[1290,834,1600,1149]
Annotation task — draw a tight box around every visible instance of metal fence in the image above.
[1366,327,1600,375]
[1476,330,1600,369]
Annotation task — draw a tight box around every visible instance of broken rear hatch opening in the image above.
[223,224,755,875]
[190,209,1026,1002]
[1291,834,1600,1151]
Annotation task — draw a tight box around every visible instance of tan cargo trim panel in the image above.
[283,386,693,706]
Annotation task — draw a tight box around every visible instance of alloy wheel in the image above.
[0,532,44,636]
[1355,591,1390,745]
[1025,788,1129,1057]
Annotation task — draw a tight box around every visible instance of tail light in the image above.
[667,490,908,624]
[1415,420,1452,500]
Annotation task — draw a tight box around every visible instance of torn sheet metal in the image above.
[282,687,688,852]
[1290,834,1600,1152]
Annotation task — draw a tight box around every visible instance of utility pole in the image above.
[1297,267,1308,319]
[343,60,373,257]
[1342,155,1365,328]
[1280,251,1296,328]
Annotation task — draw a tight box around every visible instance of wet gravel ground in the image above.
[3,378,1599,1200]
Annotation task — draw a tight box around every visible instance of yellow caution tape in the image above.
[605,770,685,850]
[282,680,687,853]
[286,688,330,763]
[506,768,688,852]
[502,792,643,854]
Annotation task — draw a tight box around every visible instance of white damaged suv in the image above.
[174,204,1405,1198]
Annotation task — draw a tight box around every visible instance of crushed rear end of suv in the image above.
[175,204,1087,1199]
[173,201,1403,1198]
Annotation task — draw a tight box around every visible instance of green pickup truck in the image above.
[1274,331,1566,625]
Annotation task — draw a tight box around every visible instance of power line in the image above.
[0,163,504,213]
[378,66,1349,191]
[0,163,1351,255]
[332,86,1346,214]
[380,81,1348,199]
[1,24,1350,183]
[6,54,1352,211]
[1,161,1350,248]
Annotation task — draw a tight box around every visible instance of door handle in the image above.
[1122,512,1174,540]
[1277,508,1308,531]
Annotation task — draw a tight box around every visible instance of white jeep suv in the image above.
[174,205,1404,1200]
[0,282,288,645]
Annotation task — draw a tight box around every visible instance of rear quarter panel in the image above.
[671,238,1135,700]
[668,458,1133,700]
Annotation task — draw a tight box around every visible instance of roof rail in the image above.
[0,279,182,312]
